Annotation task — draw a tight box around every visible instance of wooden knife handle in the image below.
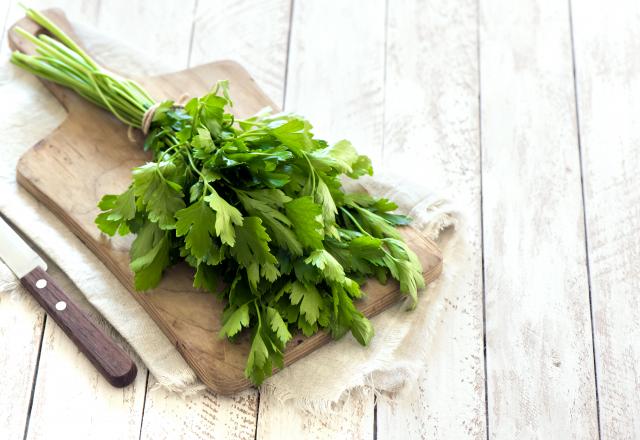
[20,266,137,387]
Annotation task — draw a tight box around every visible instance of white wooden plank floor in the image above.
[1,0,640,438]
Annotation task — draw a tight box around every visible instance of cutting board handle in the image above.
[7,8,90,115]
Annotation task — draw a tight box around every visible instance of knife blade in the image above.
[0,216,137,387]
[0,217,47,278]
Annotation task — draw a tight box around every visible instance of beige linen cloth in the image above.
[0,23,462,409]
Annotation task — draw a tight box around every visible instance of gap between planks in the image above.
[567,0,602,438]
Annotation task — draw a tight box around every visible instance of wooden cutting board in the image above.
[8,9,442,395]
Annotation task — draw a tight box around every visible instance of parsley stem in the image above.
[23,6,98,69]
[254,301,262,328]
[302,153,316,192]
[237,130,268,139]
[183,147,211,193]
[339,207,368,236]
[11,8,153,128]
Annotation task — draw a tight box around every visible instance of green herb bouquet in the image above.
[11,7,425,384]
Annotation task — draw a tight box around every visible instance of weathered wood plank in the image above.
[0,0,100,59]
[1,3,145,439]
[481,0,598,437]
[21,0,150,432]
[20,265,137,388]
[94,0,196,69]
[189,0,291,107]
[0,242,45,440]
[2,1,146,438]
[282,0,385,163]
[257,393,374,440]
[255,0,384,437]
[6,0,265,435]
[25,263,147,440]
[0,0,13,50]
[141,387,258,440]
[375,0,486,438]
[139,1,290,438]
[571,0,640,437]
[0,6,45,440]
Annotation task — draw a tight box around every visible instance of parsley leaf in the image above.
[311,139,359,174]
[237,189,303,256]
[132,162,185,230]
[175,198,216,261]
[289,281,324,324]
[129,221,171,290]
[219,303,250,338]
[304,249,346,284]
[230,216,279,289]
[285,196,324,249]
[204,188,243,246]
[245,325,270,383]
[266,306,292,344]
[95,186,136,236]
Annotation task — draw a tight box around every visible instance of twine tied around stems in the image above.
[127,93,190,142]
[141,102,161,135]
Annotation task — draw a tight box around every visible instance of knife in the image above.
[0,216,137,387]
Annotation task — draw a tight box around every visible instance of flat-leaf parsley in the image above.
[12,7,426,385]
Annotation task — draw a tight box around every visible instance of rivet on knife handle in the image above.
[20,266,137,387]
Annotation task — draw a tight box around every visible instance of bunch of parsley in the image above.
[12,7,425,384]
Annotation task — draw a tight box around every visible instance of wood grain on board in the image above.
[8,9,442,395]
[481,0,597,437]
[572,0,640,437]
